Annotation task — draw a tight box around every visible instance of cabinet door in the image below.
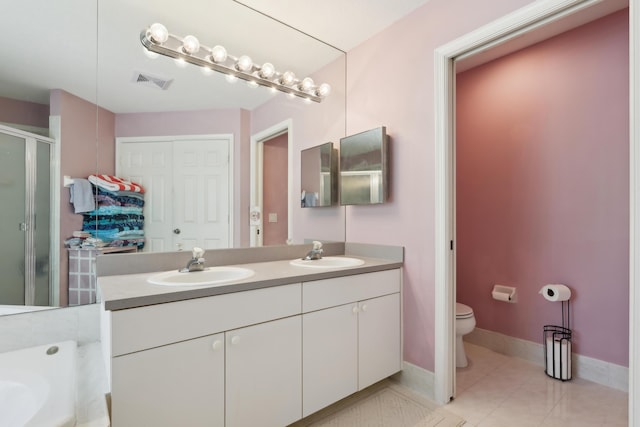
[111,333,224,427]
[226,316,302,427]
[358,293,401,390]
[302,304,358,417]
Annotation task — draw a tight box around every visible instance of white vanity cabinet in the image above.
[104,267,402,426]
[301,269,402,417]
[106,283,301,427]
[226,316,302,427]
[111,333,225,426]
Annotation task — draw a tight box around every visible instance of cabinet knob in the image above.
[230,336,241,345]
[211,340,222,351]
[361,304,368,312]
[352,306,359,314]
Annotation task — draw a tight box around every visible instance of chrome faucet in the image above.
[180,247,206,272]
[303,241,324,260]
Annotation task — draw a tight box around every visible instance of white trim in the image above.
[250,119,293,247]
[116,134,235,249]
[393,361,436,401]
[630,0,639,423]
[434,0,636,416]
[466,328,629,392]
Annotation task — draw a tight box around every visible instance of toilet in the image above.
[456,302,476,368]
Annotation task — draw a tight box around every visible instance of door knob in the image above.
[173,228,181,234]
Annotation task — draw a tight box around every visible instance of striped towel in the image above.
[89,175,145,193]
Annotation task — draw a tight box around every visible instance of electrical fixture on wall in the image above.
[140,23,331,103]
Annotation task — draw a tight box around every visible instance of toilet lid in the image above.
[456,303,474,319]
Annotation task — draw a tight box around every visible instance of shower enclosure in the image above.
[0,125,52,306]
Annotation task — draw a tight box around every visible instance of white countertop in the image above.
[99,255,402,311]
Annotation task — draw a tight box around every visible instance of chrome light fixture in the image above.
[140,23,331,103]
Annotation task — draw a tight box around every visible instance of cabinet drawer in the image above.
[111,283,301,356]
[302,269,400,312]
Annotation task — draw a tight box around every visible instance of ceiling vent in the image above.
[131,71,173,90]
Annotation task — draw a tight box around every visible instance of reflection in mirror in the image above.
[0,0,345,313]
[301,143,338,207]
[340,127,389,205]
[97,0,346,252]
[0,0,99,311]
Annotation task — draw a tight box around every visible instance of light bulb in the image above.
[236,55,253,72]
[316,83,331,97]
[182,35,200,54]
[247,80,259,89]
[299,77,314,92]
[281,71,296,86]
[259,63,275,79]
[210,45,227,63]
[148,23,168,44]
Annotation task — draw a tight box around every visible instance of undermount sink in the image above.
[289,256,365,269]
[147,266,255,286]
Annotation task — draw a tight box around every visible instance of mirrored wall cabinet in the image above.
[300,142,338,207]
[340,126,389,205]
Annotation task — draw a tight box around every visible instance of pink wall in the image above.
[342,0,533,371]
[115,108,251,247]
[50,89,115,306]
[0,96,49,129]
[251,55,347,244]
[262,133,289,245]
[456,10,629,366]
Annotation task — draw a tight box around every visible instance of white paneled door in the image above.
[117,135,232,252]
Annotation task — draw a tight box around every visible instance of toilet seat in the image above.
[456,302,474,319]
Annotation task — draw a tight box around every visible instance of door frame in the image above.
[116,134,235,249]
[433,0,637,419]
[250,119,293,247]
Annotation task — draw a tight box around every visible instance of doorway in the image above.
[433,0,634,408]
[250,119,293,247]
[116,135,233,252]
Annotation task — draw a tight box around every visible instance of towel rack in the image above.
[63,175,75,187]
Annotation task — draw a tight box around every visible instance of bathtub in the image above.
[0,341,77,427]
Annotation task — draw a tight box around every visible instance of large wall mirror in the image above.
[0,0,346,313]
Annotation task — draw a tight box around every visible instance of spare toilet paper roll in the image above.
[546,337,572,380]
[539,284,571,302]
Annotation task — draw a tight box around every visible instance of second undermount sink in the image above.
[147,266,255,286]
[289,256,365,269]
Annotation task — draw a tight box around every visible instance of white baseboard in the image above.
[466,327,628,392]
[392,362,436,401]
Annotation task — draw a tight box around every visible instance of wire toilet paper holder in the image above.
[543,299,572,381]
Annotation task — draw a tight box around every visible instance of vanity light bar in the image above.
[140,23,331,103]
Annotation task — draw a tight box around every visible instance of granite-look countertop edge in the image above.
[100,257,403,311]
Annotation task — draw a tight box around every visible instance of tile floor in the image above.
[446,343,628,426]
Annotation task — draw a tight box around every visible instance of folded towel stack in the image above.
[79,176,146,249]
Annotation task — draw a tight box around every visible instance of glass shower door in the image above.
[0,133,27,305]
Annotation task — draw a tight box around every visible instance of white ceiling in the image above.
[235,0,432,52]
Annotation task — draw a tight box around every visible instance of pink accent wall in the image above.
[456,10,629,365]
[0,96,49,129]
[251,55,347,244]
[115,108,251,247]
[342,0,533,371]
[262,133,289,245]
[50,89,115,306]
